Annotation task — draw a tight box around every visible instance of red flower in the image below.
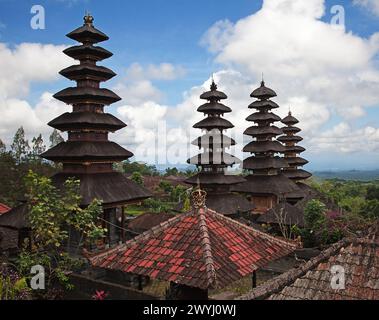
[92,290,108,300]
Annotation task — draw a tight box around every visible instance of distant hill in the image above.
[313,169,379,181]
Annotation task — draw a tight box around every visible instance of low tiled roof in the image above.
[90,208,298,290]
[0,226,19,251]
[237,222,379,300]
[127,212,174,233]
[0,203,10,215]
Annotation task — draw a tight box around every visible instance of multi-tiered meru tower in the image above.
[185,80,253,216]
[42,15,150,245]
[233,81,303,212]
[278,112,312,183]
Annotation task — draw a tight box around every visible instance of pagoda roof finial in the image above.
[261,72,265,86]
[84,11,94,26]
[191,178,207,210]
[210,74,217,91]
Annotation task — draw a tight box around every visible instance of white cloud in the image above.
[113,62,186,105]
[0,42,70,146]
[0,43,70,99]
[0,92,69,145]
[310,122,379,153]
[354,0,379,16]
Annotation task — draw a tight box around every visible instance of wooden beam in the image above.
[121,206,126,243]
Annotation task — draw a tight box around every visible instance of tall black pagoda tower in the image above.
[278,112,312,182]
[233,81,303,212]
[185,80,253,216]
[42,15,151,245]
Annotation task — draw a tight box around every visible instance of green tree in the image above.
[25,170,106,250]
[159,180,173,193]
[0,139,6,154]
[165,167,179,176]
[304,199,326,229]
[11,127,30,163]
[170,185,187,202]
[49,129,64,148]
[130,172,144,186]
[30,134,46,163]
[366,185,379,201]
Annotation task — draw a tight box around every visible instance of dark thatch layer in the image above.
[282,126,301,134]
[250,81,277,99]
[244,126,283,137]
[243,156,289,170]
[0,204,29,229]
[67,22,109,43]
[63,44,113,61]
[243,140,286,153]
[277,135,303,143]
[193,117,234,130]
[232,174,304,199]
[197,102,231,114]
[257,202,305,228]
[187,152,240,166]
[281,114,299,126]
[48,112,126,131]
[41,141,133,161]
[285,157,309,166]
[191,133,236,147]
[246,112,281,123]
[248,100,279,109]
[283,169,312,180]
[54,87,121,105]
[52,172,151,207]
[185,172,246,186]
[200,90,227,100]
[59,64,116,81]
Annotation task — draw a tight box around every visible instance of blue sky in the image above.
[0,0,379,171]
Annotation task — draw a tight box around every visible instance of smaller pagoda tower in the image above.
[278,112,312,182]
[185,80,253,216]
[233,81,303,212]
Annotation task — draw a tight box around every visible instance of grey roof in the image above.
[237,223,379,300]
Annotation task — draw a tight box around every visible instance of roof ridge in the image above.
[235,238,350,300]
[206,208,298,249]
[198,208,218,289]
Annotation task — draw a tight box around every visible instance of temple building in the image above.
[90,187,298,300]
[233,81,303,213]
[237,221,379,300]
[41,15,151,246]
[185,80,253,216]
[278,112,312,183]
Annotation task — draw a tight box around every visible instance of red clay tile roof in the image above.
[0,203,10,215]
[237,222,379,300]
[90,208,298,290]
